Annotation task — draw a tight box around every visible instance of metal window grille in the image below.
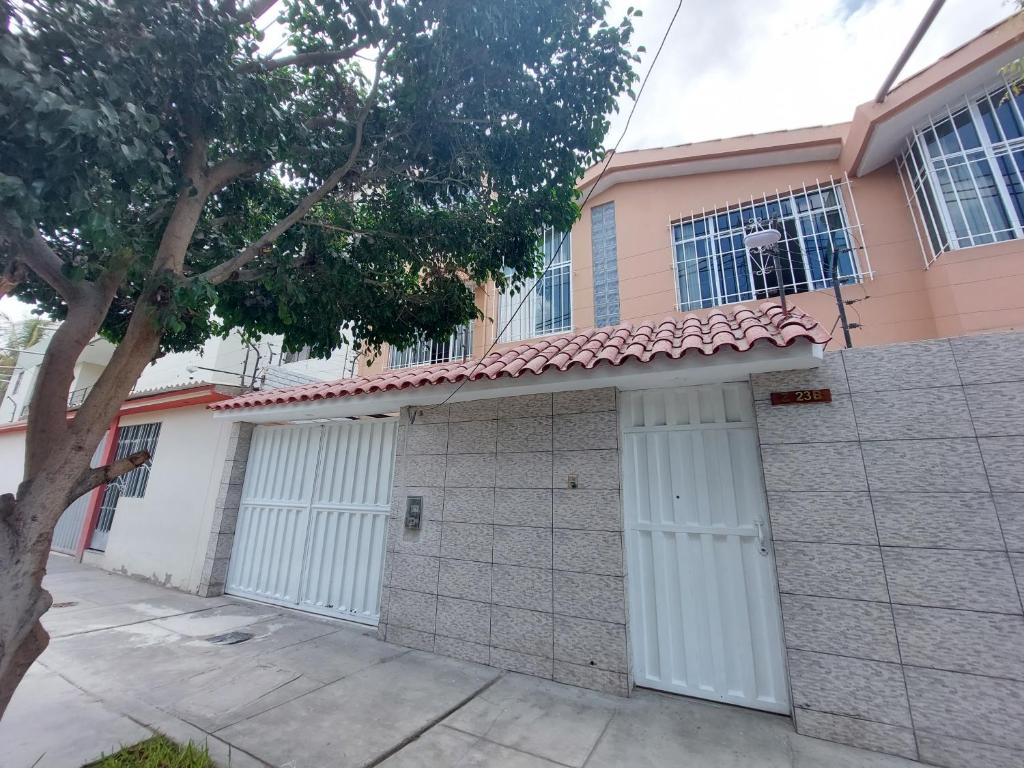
[670,176,870,312]
[498,228,572,343]
[67,386,91,409]
[111,422,161,498]
[898,80,1024,265]
[387,325,473,369]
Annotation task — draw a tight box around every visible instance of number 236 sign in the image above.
[770,388,832,406]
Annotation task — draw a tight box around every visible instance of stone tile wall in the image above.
[752,331,1024,767]
[377,388,630,696]
[197,421,253,597]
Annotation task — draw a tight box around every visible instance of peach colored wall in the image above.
[359,153,1024,374]
[923,239,1024,338]
[572,158,941,351]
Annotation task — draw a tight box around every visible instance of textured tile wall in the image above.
[378,387,629,696]
[752,331,1024,767]
[198,421,254,597]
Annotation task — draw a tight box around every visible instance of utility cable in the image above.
[419,0,687,415]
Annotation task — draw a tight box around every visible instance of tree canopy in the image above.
[0,0,640,357]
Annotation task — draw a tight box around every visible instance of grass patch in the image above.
[84,735,214,768]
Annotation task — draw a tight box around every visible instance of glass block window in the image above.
[671,180,868,311]
[498,228,572,342]
[899,82,1024,262]
[388,325,473,369]
[590,202,621,326]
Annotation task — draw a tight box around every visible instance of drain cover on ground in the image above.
[52,601,78,609]
[205,631,254,645]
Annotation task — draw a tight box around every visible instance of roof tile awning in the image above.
[213,303,829,413]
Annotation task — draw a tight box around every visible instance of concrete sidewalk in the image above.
[1,556,921,768]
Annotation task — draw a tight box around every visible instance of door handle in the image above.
[754,520,769,557]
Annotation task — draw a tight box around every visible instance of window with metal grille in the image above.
[387,325,473,369]
[899,82,1024,263]
[498,228,572,342]
[112,422,161,498]
[671,178,868,312]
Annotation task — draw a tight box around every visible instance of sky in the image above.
[604,0,1012,150]
[0,0,1015,326]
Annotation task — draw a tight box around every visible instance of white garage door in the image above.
[620,383,789,714]
[226,419,397,625]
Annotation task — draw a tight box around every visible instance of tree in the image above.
[0,0,639,715]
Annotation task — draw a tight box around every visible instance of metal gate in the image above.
[52,435,109,555]
[226,419,397,625]
[620,383,790,714]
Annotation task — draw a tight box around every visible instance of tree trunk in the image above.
[0,485,60,716]
[0,294,163,720]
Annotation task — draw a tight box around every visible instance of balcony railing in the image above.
[19,385,92,420]
[387,326,473,369]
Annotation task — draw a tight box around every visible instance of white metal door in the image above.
[226,419,396,624]
[621,383,789,713]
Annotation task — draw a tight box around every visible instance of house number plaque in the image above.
[770,388,832,406]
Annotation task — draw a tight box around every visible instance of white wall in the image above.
[278,351,357,380]
[93,405,233,593]
[0,429,26,496]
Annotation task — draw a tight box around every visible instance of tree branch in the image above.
[152,134,211,275]
[68,450,149,504]
[0,224,78,302]
[232,0,278,24]
[206,157,268,192]
[198,58,386,286]
[0,259,26,299]
[240,46,363,73]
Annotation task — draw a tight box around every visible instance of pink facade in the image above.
[363,15,1024,375]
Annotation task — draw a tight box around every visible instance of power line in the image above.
[421,0,686,414]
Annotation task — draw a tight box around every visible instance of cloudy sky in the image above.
[605,0,1013,150]
[0,0,1015,325]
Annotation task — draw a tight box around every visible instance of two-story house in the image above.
[12,14,1024,767]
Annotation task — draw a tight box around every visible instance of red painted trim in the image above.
[0,385,231,435]
[123,384,221,407]
[118,392,230,417]
[76,417,120,559]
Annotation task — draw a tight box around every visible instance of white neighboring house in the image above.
[0,326,356,592]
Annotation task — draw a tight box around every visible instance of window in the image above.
[590,202,620,326]
[671,180,867,312]
[387,326,473,369]
[10,369,23,394]
[282,346,312,364]
[899,82,1024,262]
[498,228,572,342]
[112,422,161,498]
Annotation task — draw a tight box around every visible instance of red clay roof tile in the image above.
[212,302,829,412]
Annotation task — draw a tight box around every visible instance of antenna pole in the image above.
[830,248,854,348]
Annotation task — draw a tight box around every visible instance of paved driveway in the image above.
[1,556,921,768]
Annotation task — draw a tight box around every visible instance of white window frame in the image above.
[899,79,1024,265]
[669,176,870,313]
[498,228,573,343]
[387,325,474,369]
